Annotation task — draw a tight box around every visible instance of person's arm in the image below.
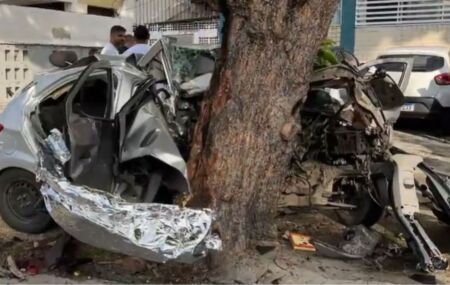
[100,46,108,55]
[101,45,119,56]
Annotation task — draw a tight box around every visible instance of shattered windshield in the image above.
[138,39,217,95]
[165,41,218,84]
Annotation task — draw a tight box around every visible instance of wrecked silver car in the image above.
[0,40,220,263]
[282,53,450,272]
[3,39,450,271]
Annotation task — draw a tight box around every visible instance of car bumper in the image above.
[400,97,444,119]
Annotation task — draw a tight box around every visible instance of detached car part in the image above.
[391,154,447,271]
[314,225,381,259]
[286,55,450,272]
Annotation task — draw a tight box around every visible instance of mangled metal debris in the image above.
[38,142,221,264]
[6,35,450,271]
[17,39,221,264]
[7,255,25,280]
[340,226,381,257]
[314,240,364,260]
[314,226,381,260]
[45,129,70,164]
[282,55,450,272]
[40,179,220,264]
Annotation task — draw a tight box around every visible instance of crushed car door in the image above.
[114,79,190,203]
[358,58,413,123]
[358,58,413,108]
[64,61,116,191]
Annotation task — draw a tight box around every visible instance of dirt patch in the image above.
[394,130,450,175]
[2,208,450,283]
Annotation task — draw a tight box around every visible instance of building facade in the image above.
[4,0,448,111]
[0,0,134,109]
[134,0,342,48]
[135,0,450,63]
[354,0,450,61]
[134,0,219,48]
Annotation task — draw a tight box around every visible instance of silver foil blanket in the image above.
[44,129,71,164]
[39,171,221,264]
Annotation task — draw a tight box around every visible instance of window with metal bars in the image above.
[147,19,220,46]
[147,20,219,33]
[135,0,217,25]
[356,0,450,25]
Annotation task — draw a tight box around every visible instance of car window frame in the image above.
[358,58,414,93]
[73,69,113,120]
[378,54,445,73]
[37,65,118,123]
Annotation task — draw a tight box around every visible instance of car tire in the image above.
[335,190,385,228]
[0,169,52,233]
[438,111,450,135]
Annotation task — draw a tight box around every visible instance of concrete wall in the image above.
[119,0,135,27]
[0,4,133,47]
[0,44,91,110]
[66,0,88,13]
[0,2,136,111]
[0,0,128,14]
[355,24,450,62]
[324,23,450,62]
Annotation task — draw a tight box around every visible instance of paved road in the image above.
[394,130,450,175]
[0,129,449,284]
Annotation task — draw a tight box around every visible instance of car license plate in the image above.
[401,104,415,112]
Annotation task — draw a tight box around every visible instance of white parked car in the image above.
[376,47,450,126]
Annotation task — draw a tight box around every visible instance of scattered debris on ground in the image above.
[289,232,316,252]
[7,255,25,280]
[2,208,450,283]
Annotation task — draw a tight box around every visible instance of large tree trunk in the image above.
[188,0,339,251]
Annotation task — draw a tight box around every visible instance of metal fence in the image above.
[356,0,450,26]
[135,0,217,25]
[147,19,220,46]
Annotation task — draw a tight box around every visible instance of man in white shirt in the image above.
[122,25,150,57]
[125,34,136,49]
[101,25,126,56]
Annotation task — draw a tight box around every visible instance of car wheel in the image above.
[438,111,450,135]
[334,188,385,228]
[0,169,52,233]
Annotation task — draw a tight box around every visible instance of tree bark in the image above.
[188,0,339,251]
